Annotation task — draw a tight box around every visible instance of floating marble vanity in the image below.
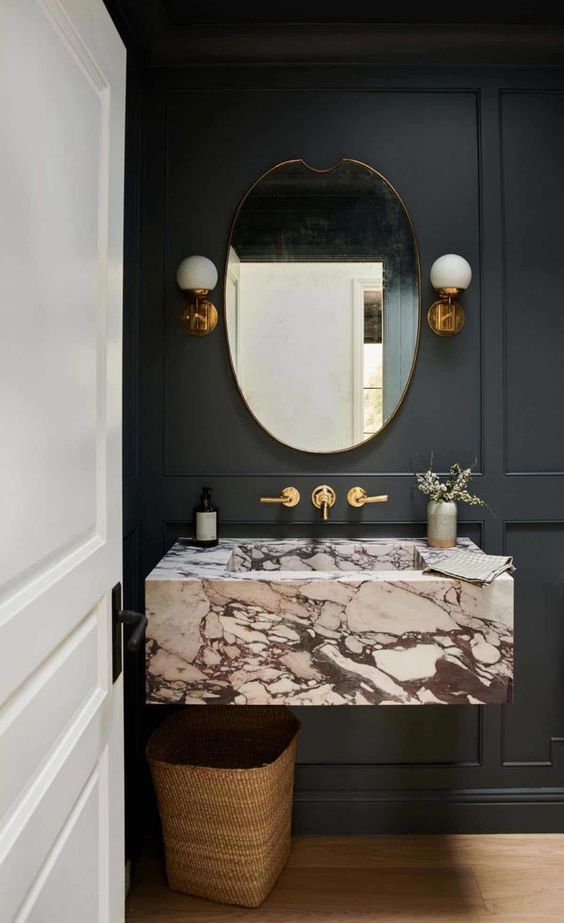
[145,538,513,706]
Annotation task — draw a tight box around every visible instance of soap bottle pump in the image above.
[193,487,218,548]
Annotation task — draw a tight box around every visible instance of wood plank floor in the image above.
[126,835,564,922]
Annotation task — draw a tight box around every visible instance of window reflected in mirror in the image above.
[362,285,383,439]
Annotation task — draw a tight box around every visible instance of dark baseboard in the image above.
[293,788,564,834]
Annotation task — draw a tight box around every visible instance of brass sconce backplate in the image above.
[427,288,465,337]
[180,295,219,337]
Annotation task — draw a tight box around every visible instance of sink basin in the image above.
[229,540,421,573]
[145,537,513,707]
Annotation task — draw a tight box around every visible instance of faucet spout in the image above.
[312,485,336,521]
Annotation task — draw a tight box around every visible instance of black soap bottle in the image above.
[193,487,218,548]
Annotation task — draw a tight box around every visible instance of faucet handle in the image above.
[259,486,300,508]
[347,487,389,508]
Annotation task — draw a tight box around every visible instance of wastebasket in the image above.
[146,706,300,907]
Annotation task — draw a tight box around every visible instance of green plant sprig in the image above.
[415,456,492,511]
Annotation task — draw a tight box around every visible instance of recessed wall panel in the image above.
[164,89,481,475]
[296,706,481,766]
[502,523,564,764]
[502,92,564,473]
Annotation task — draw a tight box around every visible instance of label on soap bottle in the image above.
[196,510,217,542]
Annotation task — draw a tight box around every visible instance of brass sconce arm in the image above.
[259,487,300,508]
[347,487,389,508]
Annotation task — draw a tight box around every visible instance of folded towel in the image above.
[423,549,514,586]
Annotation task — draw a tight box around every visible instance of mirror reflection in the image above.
[225,159,420,453]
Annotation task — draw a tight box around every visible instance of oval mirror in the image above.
[225,159,420,453]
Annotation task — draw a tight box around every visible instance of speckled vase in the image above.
[427,501,457,548]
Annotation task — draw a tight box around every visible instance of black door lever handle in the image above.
[117,609,147,652]
[112,583,147,681]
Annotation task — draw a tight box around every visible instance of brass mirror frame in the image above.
[223,158,421,455]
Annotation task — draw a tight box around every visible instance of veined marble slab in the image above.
[145,538,513,706]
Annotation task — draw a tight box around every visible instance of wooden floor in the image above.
[126,835,564,922]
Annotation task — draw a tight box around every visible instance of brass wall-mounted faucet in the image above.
[347,487,389,507]
[312,485,336,521]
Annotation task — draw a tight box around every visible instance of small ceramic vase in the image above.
[427,500,457,548]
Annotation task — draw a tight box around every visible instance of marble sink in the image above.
[229,540,423,572]
[145,538,514,707]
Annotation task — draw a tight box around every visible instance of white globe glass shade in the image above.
[176,255,218,292]
[430,254,472,291]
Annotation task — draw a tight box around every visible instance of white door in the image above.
[0,1,126,920]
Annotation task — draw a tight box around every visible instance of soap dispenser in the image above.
[193,487,218,548]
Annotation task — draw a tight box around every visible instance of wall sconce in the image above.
[427,254,472,337]
[176,255,218,336]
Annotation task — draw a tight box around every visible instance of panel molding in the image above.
[501,520,564,768]
[42,0,112,548]
[294,786,564,805]
[137,67,564,833]
[150,23,564,67]
[501,735,564,770]
[500,89,564,477]
[161,86,482,480]
[41,0,110,94]
[296,712,483,770]
[505,472,564,477]
[292,786,564,834]
[162,519,483,553]
[13,768,100,921]
[0,685,106,921]
[161,470,486,479]
[0,611,98,820]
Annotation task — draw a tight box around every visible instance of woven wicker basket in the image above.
[146,706,301,908]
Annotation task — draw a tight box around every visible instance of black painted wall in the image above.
[133,65,564,833]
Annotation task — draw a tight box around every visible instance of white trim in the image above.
[352,274,383,442]
[226,247,240,373]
